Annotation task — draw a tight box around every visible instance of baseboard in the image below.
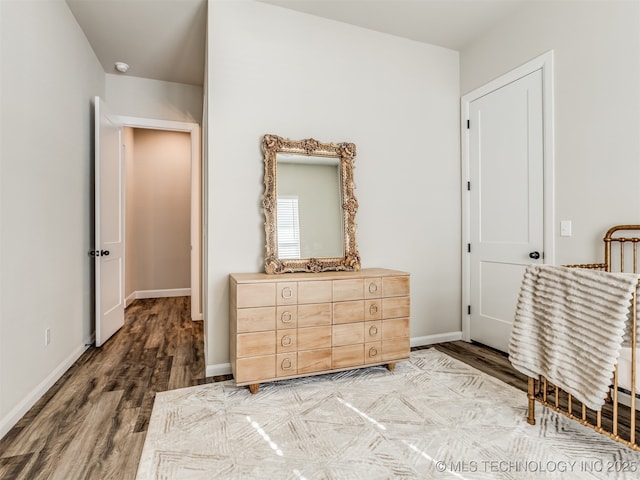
[135,288,191,299]
[125,288,191,307]
[617,390,640,411]
[191,313,203,321]
[125,292,137,308]
[0,337,92,439]
[411,331,463,348]
[206,363,232,377]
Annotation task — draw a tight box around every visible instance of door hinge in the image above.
[467,305,471,315]
[467,243,471,253]
[467,119,470,129]
[467,181,471,191]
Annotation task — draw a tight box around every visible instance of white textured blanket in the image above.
[509,265,640,410]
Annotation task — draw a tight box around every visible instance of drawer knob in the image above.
[281,311,293,323]
[281,358,293,370]
[369,325,378,336]
[281,335,292,347]
[369,304,378,315]
[281,287,293,299]
[369,347,378,357]
[369,282,378,293]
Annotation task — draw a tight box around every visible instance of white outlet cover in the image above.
[560,220,572,237]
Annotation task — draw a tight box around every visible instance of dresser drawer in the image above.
[277,329,297,353]
[382,296,410,319]
[365,342,382,364]
[298,348,331,374]
[237,307,275,333]
[298,326,332,350]
[333,300,364,324]
[333,279,364,301]
[382,317,410,340]
[237,283,275,308]
[364,277,382,299]
[364,300,381,321]
[365,321,381,342]
[236,331,276,357]
[276,353,297,377]
[276,282,297,305]
[382,338,410,361]
[298,303,331,327]
[276,306,297,328]
[333,344,364,369]
[383,276,410,297]
[298,280,332,304]
[332,322,364,346]
[230,269,410,391]
[235,355,275,383]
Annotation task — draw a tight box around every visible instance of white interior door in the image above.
[94,96,124,346]
[468,70,544,352]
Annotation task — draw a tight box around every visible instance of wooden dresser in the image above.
[229,268,410,393]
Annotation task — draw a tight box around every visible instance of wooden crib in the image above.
[526,224,640,450]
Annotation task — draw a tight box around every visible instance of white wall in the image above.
[461,0,640,265]
[0,0,105,436]
[106,74,203,124]
[125,129,191,297]
[206,0,460,369]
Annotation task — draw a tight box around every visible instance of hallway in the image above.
[0,297,216,479]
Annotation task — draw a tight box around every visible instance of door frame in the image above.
[460,50,555,342]
[118,115,203,321]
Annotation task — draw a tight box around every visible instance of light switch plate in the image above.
[560,220,572,237]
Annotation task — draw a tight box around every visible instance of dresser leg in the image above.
[248,383,260,394]
[386,362,396,372]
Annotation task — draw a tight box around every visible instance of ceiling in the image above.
[66,0,533,87]
[66,0,207,86]
[259,0,533,50]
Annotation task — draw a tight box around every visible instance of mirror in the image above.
[262,134,360,274]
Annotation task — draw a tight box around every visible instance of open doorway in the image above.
[120,117,202,321]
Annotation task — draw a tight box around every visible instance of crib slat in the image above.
[527,377,536,426]
[613,364,619,436]
[528,226,640,451]
[631,289,636,444]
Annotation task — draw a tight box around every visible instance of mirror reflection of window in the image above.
[276,156,343,259]
[277,196,301,258]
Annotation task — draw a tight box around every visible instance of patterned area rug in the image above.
[136,349,640,479]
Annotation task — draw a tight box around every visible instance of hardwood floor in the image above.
[428,341,529,391]
[0,297,228,480]
[0,297,526,479]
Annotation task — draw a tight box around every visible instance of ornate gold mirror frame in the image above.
[262,134,360,274]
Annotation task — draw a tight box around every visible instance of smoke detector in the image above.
[114,62,130,73]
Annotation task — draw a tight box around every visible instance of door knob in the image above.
[529,251,541,260]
